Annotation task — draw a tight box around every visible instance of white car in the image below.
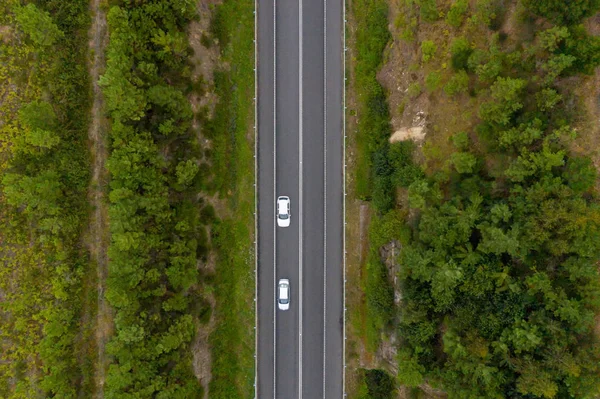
[277,279,290,311]
[276,196,291,227]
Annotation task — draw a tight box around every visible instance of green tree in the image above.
[446,0,469,28]
[175,160,199,188]
[444,70,469,96]
[451,152,477,174]
[18,101,61,152]
[523,0,600,25]
[14,3,63,47]
[479,77,526,126]
[450,37,472,70]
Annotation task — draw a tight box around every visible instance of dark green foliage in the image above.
[564,156,597,193]
[479,77,527,126]
[389,141,424,188]
[397,24,600,396]
[560,25,600,75]
[353,0,392,200]
[358,369,395,399]
[450,37,472,71]
[523,0,600,25]
[100,1,205,397]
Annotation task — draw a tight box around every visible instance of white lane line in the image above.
[273,0,277,397]
[342,0,348,395]
[322,0,328,396]
[298,0,304,396]
[253,0,258,396]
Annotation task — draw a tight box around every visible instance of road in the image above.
[256,0,344,397]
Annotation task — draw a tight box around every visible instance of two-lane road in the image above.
[257,0,344,397]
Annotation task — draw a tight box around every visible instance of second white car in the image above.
[277,279,290,310]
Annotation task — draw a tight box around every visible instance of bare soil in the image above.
[188,1,225,395]
[83,0,112,396]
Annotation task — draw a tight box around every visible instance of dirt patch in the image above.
[0,25,12,43]
[187,1,228,393]
[390,126,426,143]
[189,0,222,125]
[82,0,112,396]
[192,292,216,399]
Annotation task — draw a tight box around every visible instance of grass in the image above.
[207,0,255,397]
[352,0,392,200]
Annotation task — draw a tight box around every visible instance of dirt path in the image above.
[86,0,111,397]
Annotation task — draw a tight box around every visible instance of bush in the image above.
[450,151,478,173]
[425,71,442,91]
[359,369,395,399]
[523,0,600,25]
[421,40,437,62]
[450,37,473,70]
[407,82,422,98]
[446,0,469,28]
[444,70,469,95]
[366,257,395,329]
[417,0,439,22]
[388,141,424,187]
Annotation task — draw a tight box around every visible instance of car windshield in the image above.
[279,297,289,304]
[279,213,289,219]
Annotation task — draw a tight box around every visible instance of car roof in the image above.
[279,284,289,299]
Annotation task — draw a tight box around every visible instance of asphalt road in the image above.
[257,0,344,397]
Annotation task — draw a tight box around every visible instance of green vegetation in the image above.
[356,369,395,399]
[352,0,391,201]
[205,0,255,397]
[351,0,600,398]
[100,1,206,397]
[0,1,92,397]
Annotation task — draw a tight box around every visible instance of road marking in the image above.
[273,0,277,397]
[298,0,304,396]
[322,0,328,396]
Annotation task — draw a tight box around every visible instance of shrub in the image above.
[450,37,473,70]
[523,0,600,25]
[446,0,469,28]
[360,369,395,399]
[425,71,442,91]
[417,0,439,22]
[444,70,469,96]
[407,82,422,98]
[451,131,469,150]
[421,40,437,62]
[450,151,477,173]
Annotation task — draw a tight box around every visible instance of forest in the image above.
[349,0,600,398]
[0,1,92,396]
[0,0,255,397]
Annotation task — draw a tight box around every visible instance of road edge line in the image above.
[322,0,328,396]
[253,0,258,397]
[273,0,277,397]
[298,0,304,396]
